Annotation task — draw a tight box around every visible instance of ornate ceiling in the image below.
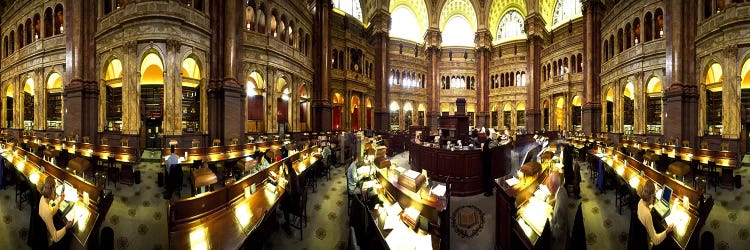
[438,0,478,32]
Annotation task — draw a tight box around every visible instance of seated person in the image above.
[549,172,570,250]
[638,180,673,246]
[347,158,371,195]
[281,159,301,233]
[39,176,73,248]
[165,146,179,175]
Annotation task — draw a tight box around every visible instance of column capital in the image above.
[370,10,391,36]
[524,13,547,39]
[474,29,493,49]
[424,28,442,48]
[581,0,605,14]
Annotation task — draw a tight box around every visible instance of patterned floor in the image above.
[1,153,748,250]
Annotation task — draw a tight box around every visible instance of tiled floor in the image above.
[1,152,748,249]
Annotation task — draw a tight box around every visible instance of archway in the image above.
[332,93,344,131]
[704,63,722,135]
[516,102,526,133]
[623,82,635,134]
[491,104,499,128]
[417,103,425,126]
[23,77,34,130]
[299,85,309,131]
[276,78,290,133]
[246,71,265,133]
[543,100,550,131]
[47,72,63,130]
[606,88,614,132]
[555,97,565,131]
[104,58,123,132]
[503,103,512,130]
[571,95,582,131]
[646,76,662,134]
[390,101,400,131]
[5,84,13,128]
[351,95,361,130]
[366,98,373,129]
[403,102,413,129]
[742,58,750,153]
[181,57,202,133]
[140,52,165,148]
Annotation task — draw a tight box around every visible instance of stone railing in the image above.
[97,1,210,33]
[698,3,750,39]
[601,38,666,75]
[1,35,65,71]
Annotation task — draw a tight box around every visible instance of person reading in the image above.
[165,145,179,175]
[39,176,73,247]
[638,180,673,247]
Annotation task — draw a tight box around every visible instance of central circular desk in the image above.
[407,141,510,196]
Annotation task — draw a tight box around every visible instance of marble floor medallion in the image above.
[451,205,485,239]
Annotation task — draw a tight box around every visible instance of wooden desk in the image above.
[407,141,483,196]
[20,135,139,164]
[67,157,92,178]
[1,143,108,248]
[192,168,218,192]
[168,146,319,249]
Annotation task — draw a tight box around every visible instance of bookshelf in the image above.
[182,86,200,133]
[106,86,122,131]
[24,92,33,122]
[624,97,634,126]
[141,85,163,120]
[46,92,63,129]
[706,90,722,133]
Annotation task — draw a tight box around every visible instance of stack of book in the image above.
[401,206,420,230]
[398,169,426,193]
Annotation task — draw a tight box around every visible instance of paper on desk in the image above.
[383,213,402,230]
[357,166,373,176]
[362,180,376,189]
[520,199,552,235]
[430,184,446,197]
[534,184,551,199]
[505,177,520,187]
[387,203,403,216]
[385,223,414,250]
[395,167,407,174]
[415,233,433,250]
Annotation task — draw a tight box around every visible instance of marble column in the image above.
[122,41,139,135]
[722,45,740,139]
[425,29,441,133]
[663,0,699,146]
[582,0,604,135]
[475,29,491,128]
[312,0,333,132]
[524,13,545,133]
[371,10,390,132]
[63,0,98,140]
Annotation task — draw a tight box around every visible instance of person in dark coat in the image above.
[482,140,494,196]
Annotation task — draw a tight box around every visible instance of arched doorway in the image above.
[491,104,499,129]
[332,93,343,131]
[403,102,413,129]
[351,95,360,130]
[276,78,290,133]
[704,63,722,135]
[646,76,662,134]
[366,98,374,129]
[140,52,165,148]
[299,85,309,131]
[572,95,582,131]
[555,97,565,131]
[390,101,400,131]
[417,103,425,126]
[742,57,750,153]
[23,77,34,130]
[623,82,635,134]
[517,102,526,133]
[606,88,614,132]
[503,103,512,130]
[5,84,13,128]
[543,100,550,131]
[246,71,265,133]
[104,58,123,132]
[46,72,63,130]
[181,57,202,133]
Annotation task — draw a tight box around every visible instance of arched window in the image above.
[516,102,526,130]
[551,0,582,28]
[103,0,112,15]
[571,54,577,73]
[646,76,662,134]
[704,63,723,135]
[655,8,664,39]
[609,35,614,58]
[333,93,344,130]
[278,15,286,41]
[44,8,53,37]
[576,54,582,72]
[47,72,63,129]
[605,88,614,132]
[18,24,24,48]
[617,28,623,53]
[333,0,363,22]
[496,10,526,42]
[9,31,14,54]
[257,3,266,33]
[104,58,123,131]
[140,52,165,133]
[299,85,309,126]
[390,6,423,42]
[33,14,41,41]
[182,57,202,133]
[270,11,278,37]
[555,97,565,131]
[491,104,499,128]
[276,78,290,125]
[245,1,255,31]
[441,15,475,47]
[367,98,375,128]
[644,12,653,42]
[54,4,64,35]
[25,18,32,44]
[23,77,34,130]
[246,71,264,132]
[571,96,582,131]
[3,36,7,57]
[633,18,641,45]
[625,23,631,49]
[623,82,635,134]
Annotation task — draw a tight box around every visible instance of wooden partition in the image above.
[21,135,139,164]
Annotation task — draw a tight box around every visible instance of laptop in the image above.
[654,185,672,217]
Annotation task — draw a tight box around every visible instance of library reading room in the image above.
[1,0,750,249]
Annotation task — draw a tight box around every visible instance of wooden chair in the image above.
[120,164,134,186]
[682,140,690,148]
[101,138,109,145]
[721,143,729,151]
[231,137,239,145]
[120,138,129,147]
[191,139,200,148]
[700,141,709,149]
[289,189,308,240]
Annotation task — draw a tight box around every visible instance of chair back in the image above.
[701,231,715,250]
[682,140,690,148]
[100,227,115,250]
[721,143,729,151]
[627,211,649,250]
[83,136,90,143]
[700,141,709,149]
[212,139,221,146]
[120,138,129,147]
[101,138,108,145]
[571,203,587,250]
[191,139,200,148]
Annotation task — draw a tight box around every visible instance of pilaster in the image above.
[582,0,604,134]
[312,0,333,132]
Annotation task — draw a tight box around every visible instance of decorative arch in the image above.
[23,76,35,129]
[140,51,165,85]
[488,0,526,40]
[623,81,635,132]
[742,56,750,89]
[439,0,477,47]
[389,0,429,43]
[549,0,582,29]
[181,56,202,133]
[246,70,265,132]
[494,9,526,43]
[646,75,663,134]
[703,62,723,134]
[47,72,63,129]
[571,95,582,131]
